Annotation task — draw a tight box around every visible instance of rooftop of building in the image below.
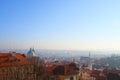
[0,52,31,67]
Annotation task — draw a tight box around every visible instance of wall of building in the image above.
[64,74,79,80]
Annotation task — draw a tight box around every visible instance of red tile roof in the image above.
[82,69,106,80]
[0,52,31,67]
[45,62,79,76]
[91,70,101,74]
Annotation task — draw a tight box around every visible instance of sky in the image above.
[0,0,120,50]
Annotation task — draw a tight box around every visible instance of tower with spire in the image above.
[88,51,93,70]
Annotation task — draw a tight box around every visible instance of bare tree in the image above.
[30,57,46,80]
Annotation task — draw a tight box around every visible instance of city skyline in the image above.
[1,0,120,50]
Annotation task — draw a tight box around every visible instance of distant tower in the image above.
[89,63,93,70]
[89,52,91,58]
[27,48,36,59]
[72,58,76,63]
[88,51,92,70]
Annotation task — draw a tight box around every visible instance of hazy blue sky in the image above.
[0,0,120,50]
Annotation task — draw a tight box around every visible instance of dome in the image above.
[27,48,36,58]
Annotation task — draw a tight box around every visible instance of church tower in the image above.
[27,48,36,59]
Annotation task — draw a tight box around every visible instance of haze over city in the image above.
[1,1,120,80]
[1,0,120,51]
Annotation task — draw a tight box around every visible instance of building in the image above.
[81,69,107,80]
[45,62,79,80]
[0,52,35,80]
[27,48,36,59]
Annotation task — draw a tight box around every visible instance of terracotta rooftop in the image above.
[0,52,31,67]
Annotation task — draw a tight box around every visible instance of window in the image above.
[70,77,73,80]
